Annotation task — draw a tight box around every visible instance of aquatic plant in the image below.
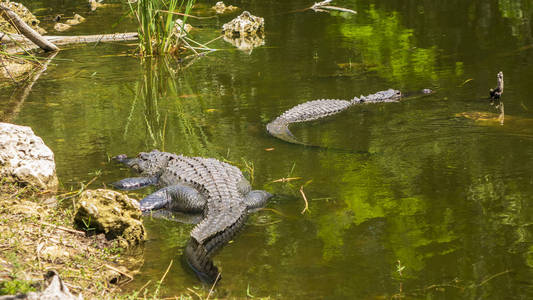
[129,0,195,56]
[124,57,215,157]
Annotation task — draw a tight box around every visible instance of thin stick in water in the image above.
[205,272,221,300]
[300,185,309,214]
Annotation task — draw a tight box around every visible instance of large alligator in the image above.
[267,88,432,146]
[112,150,272,283]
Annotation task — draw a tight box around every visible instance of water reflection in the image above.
[124,57,217,156]
[1,52,57,122]
[223,34,265,54]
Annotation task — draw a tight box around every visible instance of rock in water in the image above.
[75,189,145,248]
[222,11,264,52]
[54,22,71,32]
[0,123,59,191]
[222,11,264,37]
[212,1,238,14]
[65,14,86,25]
[88,0,105,11]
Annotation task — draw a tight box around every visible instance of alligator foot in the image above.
[245,190,273,212]
[140,184,206,213]
[111,176,158,190]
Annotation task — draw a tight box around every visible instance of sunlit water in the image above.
[2,0,533,298]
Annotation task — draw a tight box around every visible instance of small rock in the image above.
[54,22,71,32]
[89,0,105,11]
[212,1,238,14]
[40,245,70,262]
[74,189,145,248]
[171,19,192,39]
[65,14,86,25]
[222,11,264,52]
[222,11,264,38]
[0,123,59,191]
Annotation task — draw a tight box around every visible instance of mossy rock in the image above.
[74,189,145,248]
[0,1,47,34]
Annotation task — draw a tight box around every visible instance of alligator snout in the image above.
[113,154,128,162]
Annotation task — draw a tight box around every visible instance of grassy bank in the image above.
[0,178,140,299]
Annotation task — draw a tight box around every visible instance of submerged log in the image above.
[1,32,138,54]
[0,4,59,51]
[310,0,357,14]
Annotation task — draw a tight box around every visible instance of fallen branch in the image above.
[272,177,302,183]
[103,264,134,281]
[311,0,357,14]
[0,4,59,51]
[38,221,86,236]
[1,32,138,54]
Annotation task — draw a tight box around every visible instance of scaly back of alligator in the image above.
[266,99,352,145]
[266,89,402,146]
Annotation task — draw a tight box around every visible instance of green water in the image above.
[2,0,533,298]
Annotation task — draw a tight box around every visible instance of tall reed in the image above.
[129,0,195,56]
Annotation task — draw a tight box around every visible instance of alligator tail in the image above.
[266,119,307,146]
[184,213,248,284]
[266,118,370,154]
[184,239,220,284]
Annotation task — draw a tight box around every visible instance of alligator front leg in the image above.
[111,176,158,190]
[244,190,273,212]
[140,184,206,213]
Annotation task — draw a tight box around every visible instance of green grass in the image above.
[0,279,36,295]
[129,0,195,56]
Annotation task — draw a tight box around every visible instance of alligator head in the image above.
[113,150,170,176]
[358,89,402,103]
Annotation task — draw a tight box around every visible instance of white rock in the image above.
[0,123,59,191]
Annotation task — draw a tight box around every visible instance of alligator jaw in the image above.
[113,154,130,164]
[112,154,140,170]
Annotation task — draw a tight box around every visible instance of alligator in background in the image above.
[266,88,433,146]
[112,150,272,284]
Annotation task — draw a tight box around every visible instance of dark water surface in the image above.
[2,0,533,298]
